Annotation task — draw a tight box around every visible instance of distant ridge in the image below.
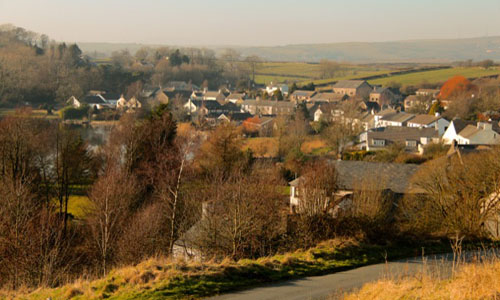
[78,36,500,63]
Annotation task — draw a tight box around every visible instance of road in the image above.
[208,252,471,300]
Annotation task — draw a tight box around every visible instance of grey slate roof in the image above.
[380,112,415,123]
[333,80,368,89]
[291,90,316,97]
[451,119,475,134]
[371,87,387,94]
[290,160,419,194]
[101,93,120,101]
[163,90,193,99]
[190,100,221,110]
[82,95,106,105]
[368,126,438,142]
[407,114,443,126]
[242,99,295,108]
[311,93,346,102]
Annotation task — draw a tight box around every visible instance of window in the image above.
[372,139,385,146]
[406,140,417,147]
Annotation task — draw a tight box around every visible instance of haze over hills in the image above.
[79,36,500,63]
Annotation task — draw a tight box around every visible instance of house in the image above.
[99,93,121,107]
[369,87,397,107]
[332,80,372,99]
[266,83,289,96]
[361,126,439,153]
[190,91,204,101]
[403,95,430,112]
[310,92,346,103]
[67,95,108,110]
[203,91,226,102]
[407,114,450,136]
[66,96,82,108]
[242,116,275,137]
[126,97,142,109]
[164,81,199,91]
[313,103,343,122]
[184,99,240,116]
[359,101,381,113]
[377,112,415,127]
[289,90,316,103]
[442,120,500,145]
[116,95,129,109]
[226,93,246,104]
[241,99,295,116]
[151,89,193,105]
[353,112,376,131]
[416,89,440,97]
[289,160,420,214]
[184,100,221,115]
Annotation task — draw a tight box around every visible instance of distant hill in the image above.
[79,37,500,63]
[236,37,500,63]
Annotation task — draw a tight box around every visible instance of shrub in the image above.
[59,105,90,120]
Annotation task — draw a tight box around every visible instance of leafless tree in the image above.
[196,163,285,260]
[87,166,137,276]
[400,149,500,238]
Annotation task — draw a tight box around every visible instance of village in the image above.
[2,18,500,299]
[65,75,500,154]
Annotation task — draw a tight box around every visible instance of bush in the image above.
[60,105,90,120]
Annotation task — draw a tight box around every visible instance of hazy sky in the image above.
[1,0,500,46]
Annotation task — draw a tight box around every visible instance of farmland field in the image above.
[253,62,396,85]
[369,67,500,86]
[0,108,60,119]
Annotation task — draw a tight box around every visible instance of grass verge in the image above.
[7,238,456,300]
[342,254,500,300]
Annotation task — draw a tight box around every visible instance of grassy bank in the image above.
[6,238,454,300]
[343,256,500,300]
[369,66,500,86]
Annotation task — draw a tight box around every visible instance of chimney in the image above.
[477,122,492,131]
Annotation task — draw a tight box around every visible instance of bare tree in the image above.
[322,100,363,158]
[54,127,90,234]
[196,164,285,259]
[87,166,137,276]
[400,149,500,238]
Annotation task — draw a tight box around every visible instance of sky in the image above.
[1,0,500,46]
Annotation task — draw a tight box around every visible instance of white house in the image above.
[116,95,129,109]
[266,83,289,96]
[376,112,415,127]
[407,114,450,136]
[442,120,500,145]
[67,95,108,110]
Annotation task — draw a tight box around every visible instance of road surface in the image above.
[209,252,479,300]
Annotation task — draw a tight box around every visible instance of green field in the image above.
[368,67,500,86]
[67,195,93,219]
[254,62,395,85]
[0,109,60,119]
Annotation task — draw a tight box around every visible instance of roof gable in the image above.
[333,80,369,89]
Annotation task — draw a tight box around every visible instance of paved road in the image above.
[208,253,468,300]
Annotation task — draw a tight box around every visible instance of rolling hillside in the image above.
[79,36,500,63]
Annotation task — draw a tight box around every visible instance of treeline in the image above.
[0,25,141,107]
[0,25,258,108]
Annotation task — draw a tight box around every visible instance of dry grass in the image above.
[343,256,500,300]
[8,237,400,300]
[242,137,279,157]
[301,137,329,154]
